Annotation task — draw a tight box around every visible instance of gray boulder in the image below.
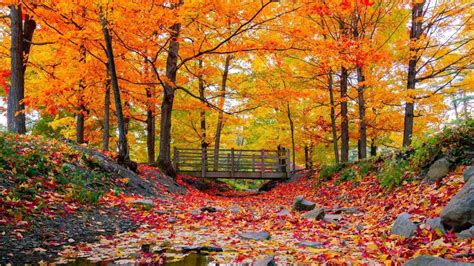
[464,166,474,182]
[132,199,155,209]
[298,241,324,248]
[457,225,474,240]
[301,208,325,220]
[426,158,450,183]
[440,177,474,231]
[276,209,291,217]
[390,213,417,238]
[426,217,446,234]
[333,207,360,214]
[239,231,270,241]
[292,195,316,211]
[404,255,473,266]
[254,255,276,266]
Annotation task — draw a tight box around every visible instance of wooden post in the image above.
[231,148,235,179]
[174,147,179,171]
[260,149,265,178]
[286,148,290,177]
[304,145,309,169]
[201,147,206,178]
[252,154,256,172]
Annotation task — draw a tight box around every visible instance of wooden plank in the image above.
[180,171,288,179]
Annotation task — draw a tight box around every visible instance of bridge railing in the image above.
[173,147,290,179]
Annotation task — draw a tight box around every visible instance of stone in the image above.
[167,217,177,223]
[190,209,201,215]
[333,207,360,214]
[464,166,474,182]
[201,206,217,213]
[301,208,325,220]
[292,195,316,211]
[404,255,473,266]
[323,214,343,224]
[276,209,291,217]
[132,199,155,209]
[254,255,276,266]
[426,217,446,234]
[425,158,450,183]
[229,206,241,213]
[456,225,474,240]
[182,245,223,253]
[298,241,324,248]
[390,213,417,238]
[239,231,271,241]
[440,177,474,231]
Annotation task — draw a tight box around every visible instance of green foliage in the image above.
[319,164,343,180]
[410,118,473,170]
[379,159,410,189]
[358,160,374,177]
[340,168,356,182]
[0,132,108,205]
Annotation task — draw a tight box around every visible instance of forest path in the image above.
[56,171,470,265]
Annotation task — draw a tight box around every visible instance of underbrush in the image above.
[0,133,120,223]
[318,119,473,189]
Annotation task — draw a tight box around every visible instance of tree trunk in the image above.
[103,78,111,151]
[403,1,425,147]
[198,60,208,169]
[76,44,87,144]
[213,55,231,170]
[340,66,349,163]
[100,6,129,164]
[158,19,181,176]
[146,87,155,163]
[7,6,35,134]
[357,66,367,159]
[328,70,339,164]
[370,139,377,157]
[287,102,296,171]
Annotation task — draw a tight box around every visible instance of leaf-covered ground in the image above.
[1,133,472,265]
[58,168,472,265]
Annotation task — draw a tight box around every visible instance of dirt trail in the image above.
[55,171,472,265]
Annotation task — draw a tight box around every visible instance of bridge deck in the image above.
[174,147,290,179]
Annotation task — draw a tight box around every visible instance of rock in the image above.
[276,209,291,217]
[254,255,276,266]
[190,209,201,215]
[132,199,155,209]
[323,214,343,224]
[201,206,217,213]
[292,196,316,211]
[333,207,359,214]
[167,217,177,223]
[229,206,241,213]
[464,166,474,182]
[182,246,223,253]
[426,217,446,234]
[301,208,325,220]
[457,225,474,240]
[425,158,450,183]
[440,177,474,231]
[298,241,324,248]
[239,231,271,241]
[404,255,473,266]
[390,213,417,238]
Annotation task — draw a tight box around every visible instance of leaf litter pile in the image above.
[0,134,472,264]
[58,170,471,264]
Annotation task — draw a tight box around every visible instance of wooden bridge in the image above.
[173,147,290,179]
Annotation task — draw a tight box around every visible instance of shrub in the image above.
[319,164,344,180]
[379,159,409,189]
